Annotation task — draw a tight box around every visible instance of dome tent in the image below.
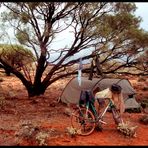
[60,77,140,110]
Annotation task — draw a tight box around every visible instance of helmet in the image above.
[110,84,122,94]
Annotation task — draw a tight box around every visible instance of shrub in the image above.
[140,99,148,109]
[125,108,141,113]
[0,78,3,82]
[142,87,148,91]
[0,96,6,109]
[138,77,146,82]
[0,44,36,76]
[139,115,148,125]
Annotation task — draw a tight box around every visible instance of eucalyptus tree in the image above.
[88,3,148,77]
[0,2,147,97]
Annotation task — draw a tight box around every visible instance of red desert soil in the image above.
[0,74,147,146]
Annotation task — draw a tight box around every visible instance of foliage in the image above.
[0,96,6,109]
[66,126,81,137]
[125,108,141,113]
[0,2,148,97]
[0,44,35,67]
[0,44,36,77]
[138,77,146,82]
[35,131,48,146]
[0,78,3,82]
[140,99,148,109]
[117,121,137,137]
[139,115,148,125]
[142,86,148,91]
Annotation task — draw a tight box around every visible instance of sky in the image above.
[0,3,148,44]
[49,2,148,63]
[50,2,148,49]
[0,2,148,63]
[135,2,148,31]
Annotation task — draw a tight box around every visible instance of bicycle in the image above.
[71,95,122,136]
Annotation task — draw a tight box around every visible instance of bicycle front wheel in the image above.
[71,107,96,136]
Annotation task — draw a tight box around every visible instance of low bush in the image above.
[125,108,141,113]
[140,99,148,109]
[139,115,148,125]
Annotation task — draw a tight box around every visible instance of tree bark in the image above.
[5,69,11,76]
[88,60,94,80]
[95,55,104,77]
[27,83,46,97]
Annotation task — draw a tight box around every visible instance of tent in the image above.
[60,77,140,110]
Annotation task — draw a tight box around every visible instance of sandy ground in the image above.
[0,74,147,146]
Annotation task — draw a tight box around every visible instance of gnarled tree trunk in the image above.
[27,84,47,97]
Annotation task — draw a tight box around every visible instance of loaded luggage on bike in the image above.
[71,84,126,135]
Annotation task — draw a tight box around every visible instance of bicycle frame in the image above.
[96,98,115,124]
[71,96,121,135]
[80,97,116,125]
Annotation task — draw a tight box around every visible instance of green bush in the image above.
[0,44,36,75]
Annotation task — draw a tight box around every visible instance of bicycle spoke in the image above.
[71,107,96,136]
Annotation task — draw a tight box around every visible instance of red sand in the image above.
[0,74,147,146]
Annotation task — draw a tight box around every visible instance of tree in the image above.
[0,2,148,97]
[0,44,36,77]
[87,3,148,76]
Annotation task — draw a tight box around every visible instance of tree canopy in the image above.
[0,2,147,97]
[0,44,36,77]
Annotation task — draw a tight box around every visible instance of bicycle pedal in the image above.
[99,120,107,124]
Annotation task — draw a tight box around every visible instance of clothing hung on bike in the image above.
[79,90,95,104]
[95,88,125,115]
[79,90,96,115]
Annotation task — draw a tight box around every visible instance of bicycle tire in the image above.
[71,107,96,136]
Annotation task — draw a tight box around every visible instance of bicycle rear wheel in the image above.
[71,107,96,136]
